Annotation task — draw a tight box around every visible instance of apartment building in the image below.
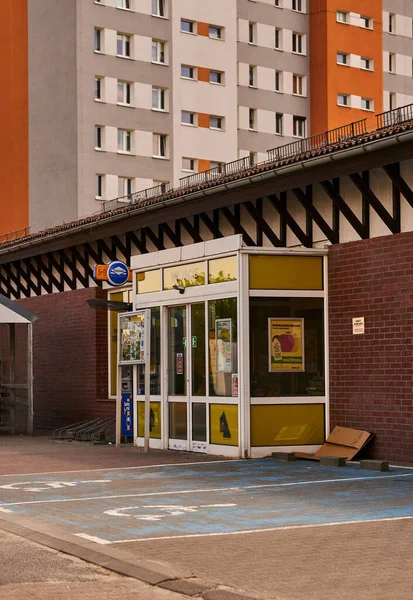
[1,0,413,238]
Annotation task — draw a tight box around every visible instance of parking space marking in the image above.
[108,515,413,544]
[1,472,412,510]
[0,459,239,478]
[104,503,237,521]
[0,479,112,492]
[75,533,112,545]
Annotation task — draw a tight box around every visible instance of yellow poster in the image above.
[210,404,238,446]
[268,318,304,372]
[137,402,162,439]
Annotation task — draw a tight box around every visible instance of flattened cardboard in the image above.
[294,426,374,461]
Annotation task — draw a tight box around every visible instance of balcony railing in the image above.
[100,182,172,214]
[267,119,367,163]
[376,103,413,130]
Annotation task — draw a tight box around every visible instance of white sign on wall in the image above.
[352,317,365,335]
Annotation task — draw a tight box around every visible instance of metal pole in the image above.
[9,324,16,436]
[144,308,151,452]
[27,324,34,436]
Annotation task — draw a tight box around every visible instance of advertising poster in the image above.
[120,313,146,363]
[268,318,304,372]
[215,318,232,372]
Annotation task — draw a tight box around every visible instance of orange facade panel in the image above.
[198,67,210,82]
[311,0,383,135]
[198,159,210,172]
[198,113,210,128]
[197,22,209,37]
[0,0,29,237]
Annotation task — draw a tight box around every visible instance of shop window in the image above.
[192,303,206,396]
[208,298,238,397]
[109,290,132,397]
[249,255,323,290]
[136,269,161,293]
[249,297,324,397]
[208,256,237,283]
[250,404,325,446]
[129,308,161,396]
[164,261,205,290]
[169,402,187,439]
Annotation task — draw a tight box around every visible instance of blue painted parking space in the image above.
[0,459,412,544]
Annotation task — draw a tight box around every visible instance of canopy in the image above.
[0,293,38,324]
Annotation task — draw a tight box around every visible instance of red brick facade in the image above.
[329,232,413,462]
[15,287,114,430]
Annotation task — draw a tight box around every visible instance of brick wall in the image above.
[329,232,413,462]
[15,287,115,430]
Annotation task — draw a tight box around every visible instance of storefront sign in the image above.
[352,317,365,335]
[231,374,238,397]
[119,312,146,363]
[215,318,232,372]
[268,318,304,372]
[93,262,132,285]
[176,353,184,375]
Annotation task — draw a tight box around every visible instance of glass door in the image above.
[168,303,207,452]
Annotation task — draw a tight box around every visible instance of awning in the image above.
[0,293,38,324]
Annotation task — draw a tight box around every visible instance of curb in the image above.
[0,515,258,599]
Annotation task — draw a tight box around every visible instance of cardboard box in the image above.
[294,426,374,461]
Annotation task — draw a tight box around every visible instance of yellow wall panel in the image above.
[210,404,238,446]
[251,404,325,447]
[249,256,323,290]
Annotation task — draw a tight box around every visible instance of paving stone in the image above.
[159,578,213,596]
[203,588,257,600]
[319,456,346,467]
[359,460,389,472]
[271,452,296,461]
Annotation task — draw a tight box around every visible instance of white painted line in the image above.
[0,507,14,514]
[0,459,240,478]
[0,473,412,509]
[111,515,413,544]
[74,533,111,545]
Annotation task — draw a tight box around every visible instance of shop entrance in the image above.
[168,303,207,452]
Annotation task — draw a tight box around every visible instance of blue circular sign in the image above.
[107,261,129,286]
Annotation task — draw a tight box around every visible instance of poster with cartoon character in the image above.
[268,318,304,372]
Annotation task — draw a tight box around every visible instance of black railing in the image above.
[100,182,172,214]
[376,103,413,129]
[179,155,258,188]
[0,227,31,245]
[267,119,367,163]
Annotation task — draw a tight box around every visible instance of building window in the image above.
[210,70,223,84]
[292,32,304,54]
[95,126,103,149]
[292,0,303,12]
[275,112,283,135]
[181,110,196,125]
[181,19,195,33]
[181,65,195,79]
[119,177,133,198]
[182,157,196,171]
[337,52,348,65]
[336,11,348,23]
[117,33,131,57]
[152,87,166,110]
[95,76,102,100]
[360,57,372,70]
[275,28,282,49]
[249,22,256,44]
[153,134,168,158]
[249,108,256,130]
[118,129,132,153]
[117,0,131,9]
[389,92,396,110]
[337,94,349,106]
[249,152,257,166]
[389,13,395,33]
[275,70,282,91]
[152,40,165,63]
[249,65,256,86]
[210,115,223,130]
[361,98,373,111]
[389,53,395,73]
[274,0,281,6]
[152,0,166,17]
[94,28,102,52]
[293,116,306,137]
[96,174,103,198]
[209,25,223,39]
[293,74,304,96]
[360,15,372,29]
[117,81,131,105]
